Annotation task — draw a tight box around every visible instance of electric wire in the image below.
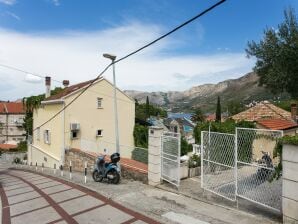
[0,63,63,84]
[21,0,226,133]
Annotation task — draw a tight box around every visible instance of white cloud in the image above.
[0,0,16,5]
[5,11,20,20]
[0,22,254,100]
[52,0,60,6]
[24,74,43,83]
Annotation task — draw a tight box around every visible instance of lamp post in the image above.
[103,53,120,154]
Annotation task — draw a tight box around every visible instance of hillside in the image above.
[124,72,288,113]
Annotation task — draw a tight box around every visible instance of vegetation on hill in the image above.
[134,98,167,148]
[135,98,167,121]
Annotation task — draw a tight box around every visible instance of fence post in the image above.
[42,163,44,172]
[148,126,163,186]
[36,161,37,171]
[84,161,87,184]
[201,131,204,189]
[60,165,63,177]
[235,128,238,206]
[69,161,72,180]
[54,164,56,174]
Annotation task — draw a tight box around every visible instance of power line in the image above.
[0,63,63,84]
[115,0,226,64]
[33,64,112,131]
[31,0,226,132]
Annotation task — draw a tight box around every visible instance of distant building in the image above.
[0,102,26,144]
[232,101,298,136]
[164,117,195,144]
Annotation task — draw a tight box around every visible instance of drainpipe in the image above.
[61,101,65,166]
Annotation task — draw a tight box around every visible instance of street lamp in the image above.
[103,53,120,154]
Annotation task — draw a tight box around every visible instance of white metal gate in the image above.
[161,131,180,187]
[201,128,283,212]
[201,131,236,201]
[236,128,283,212]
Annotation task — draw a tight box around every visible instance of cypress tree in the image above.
[145,96,150,119]
[216,96,221,122]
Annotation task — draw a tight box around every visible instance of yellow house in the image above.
[28,78,135,168]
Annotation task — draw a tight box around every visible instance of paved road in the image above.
[0,168,158,224]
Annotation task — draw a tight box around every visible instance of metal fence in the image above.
[161,131,180,187]
[201,128,283,212]
[236,128,283,212]
[201,131,236,201]
[192,144,201,155]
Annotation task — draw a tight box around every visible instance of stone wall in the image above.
[282,144,298,223]
[64,148,96,172]
[64,148,147,183]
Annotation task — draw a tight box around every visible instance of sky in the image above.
[0,0,298,100]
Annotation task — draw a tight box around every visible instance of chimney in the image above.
[45,76,51,98]
[63,80,70,88]
[291,103,297,122]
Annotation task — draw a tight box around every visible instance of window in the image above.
[44,130,51,144]
[96,129,103,137]
[37,128,40,141]
[97,97,103,108]
[71,130,78,139]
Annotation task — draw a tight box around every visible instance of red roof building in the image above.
[0,102,26,144]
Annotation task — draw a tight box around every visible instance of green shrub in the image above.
[131,147,148,164]
[189,154,201,168]
[133,124,148,148]
[272,135,298,180]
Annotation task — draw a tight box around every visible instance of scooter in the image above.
[256,151,273,180]
[92,152,121,184]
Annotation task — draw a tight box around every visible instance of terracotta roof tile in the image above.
[0,144,17,150]
[257,119,298,130]
[232,102,293,122]
[44,78,98,101]
[0,102,24,114]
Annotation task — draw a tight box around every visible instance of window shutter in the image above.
[48,131,51,144]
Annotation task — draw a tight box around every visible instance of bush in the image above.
[131,147,148,164]
[189,154,201,168]
[133,124,148,148]
[181,137,192,156]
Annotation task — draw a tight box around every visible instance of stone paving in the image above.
[0,169,159,224]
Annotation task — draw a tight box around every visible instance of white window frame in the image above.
[44,130,51,144]
[97,97,103,109]
[96,129,103,137]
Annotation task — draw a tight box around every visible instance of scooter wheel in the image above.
[92,170,103,182]
[107,170,120,184]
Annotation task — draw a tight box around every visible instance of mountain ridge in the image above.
[124,72,280,112]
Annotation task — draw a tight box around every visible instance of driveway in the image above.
[0,169,158,224]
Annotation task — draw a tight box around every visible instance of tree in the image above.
[193,119,255,144]
[191,108,205,123]
[133,124,148,148]
[145,96,150,119]
[23,87,64,136]
[181,136,193,156]
[227,100,244,116]
[216,96,221,122]
[246,8,298,98]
